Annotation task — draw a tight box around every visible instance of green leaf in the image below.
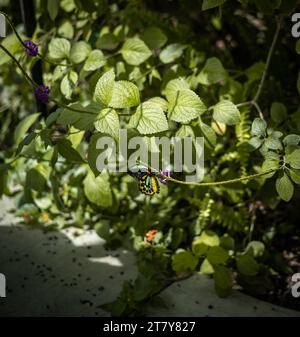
[14,113,40,144]
[276,172,294,201]
[94,69,140,108]
[220,235,235,250]
[93,69,115,106]
[96,33,118,50]
[70,41,91,64]
[57,139,85,163]
[297,71,300,94]
[60,70,78,99]
[87,133,102,177]
[200,258,214,274]
[26,167,47,192]
[251,118,267,137]
[207,246,229,265]
[171,249,198,272]
[110,81,141,108]
[47,0,59,20]
[159,43,185,64]
[237,255,259,276]
[248,136,263,151]
[60,0,76,12]
[202,0,226,11]
[94,108,120,139]
[83,49,106,71]
[285,148,300,169]
[49,171,64,209]
[146,97,168,111]
[198,57,227,85]
[16,132,37,156]
[270,102,287,124]
[56,103,99,130]
[143,26,167,49]
[95,220,110,240]
[163,77,190,97]
[283,134,300,147]
[0,34,24,65]
[245,61,265,82]
[245,241,265,258]
[192,240,208,257]
[167,89,206,123]
[0,164,10,196]
[213,265,232,297]
[290,169,300,185]
[58,20,74,39]
[212,100,240,125]
[265,135,283,150]
[121,37,152,66]
[199,121,217,149]
[83,170,112,207]
[195,230,220,247]
[176,125,195,139]
[129,101,168,134]
[48,38,71,59]
[261,159,279,177]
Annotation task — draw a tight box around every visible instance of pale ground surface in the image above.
[0,197,299,317]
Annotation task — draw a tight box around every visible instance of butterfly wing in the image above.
[139,174,160,196]
[128,165,148,181]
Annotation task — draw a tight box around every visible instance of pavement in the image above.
[0,196,299,317]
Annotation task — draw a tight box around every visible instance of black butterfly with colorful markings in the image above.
[128,165,160,196]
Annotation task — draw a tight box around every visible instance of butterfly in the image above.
[128,165,160,196]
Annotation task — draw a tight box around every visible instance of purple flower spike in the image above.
[34,85,50,104]
[159,170,172,185]
[24,40,38,57]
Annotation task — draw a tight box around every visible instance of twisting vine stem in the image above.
[236,16,282,119]
[252,16,282,104]
[159,169,278,187]
[137,161,280,187]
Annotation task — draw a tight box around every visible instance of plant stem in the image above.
[0,44,37,87]
[236,17,282,119]
[0,10,71,67]
[252,16,282,104]
[158,169,278,187]
[137,161,279,187]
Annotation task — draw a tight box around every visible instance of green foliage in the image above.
[120,37,152,65]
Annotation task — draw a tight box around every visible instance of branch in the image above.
[252,16,282,104]
[159,169,278,187]
[138,161,280,187]
[0,44,37,87]
[237,16,282,119]
[0,10,71,67]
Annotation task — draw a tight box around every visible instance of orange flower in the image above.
[146,229,158,242]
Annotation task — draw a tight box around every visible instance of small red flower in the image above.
[146,229,158,242]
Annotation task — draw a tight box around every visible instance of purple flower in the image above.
[159,170,172,185]
[34,85,50,104]
[24,40,38,57]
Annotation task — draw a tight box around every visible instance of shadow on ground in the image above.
[0,222,137,317]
